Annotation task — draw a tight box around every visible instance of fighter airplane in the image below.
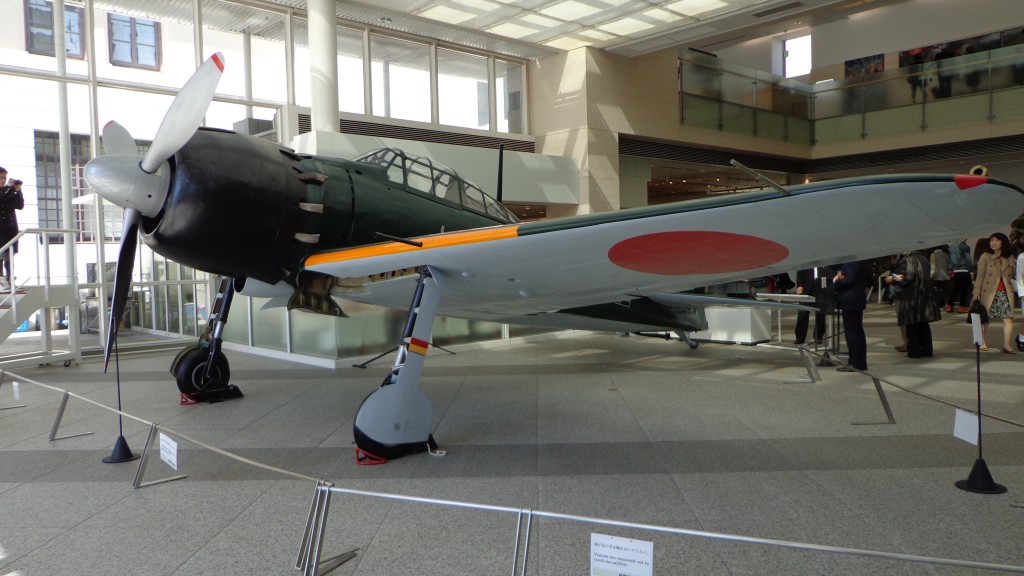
[84,54,1024,461]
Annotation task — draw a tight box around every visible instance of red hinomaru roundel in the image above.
[607,231,790,275]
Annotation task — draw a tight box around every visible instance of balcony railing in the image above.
[679,43,1024,146]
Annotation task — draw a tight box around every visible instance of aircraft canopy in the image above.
[354,148,518,224]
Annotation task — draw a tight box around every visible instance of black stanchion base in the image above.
[955,458,1007,494]
[102,435,141,464]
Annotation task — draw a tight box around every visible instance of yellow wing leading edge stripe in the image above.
[304,224,522,267]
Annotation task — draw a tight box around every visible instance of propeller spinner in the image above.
[84,52,225,370]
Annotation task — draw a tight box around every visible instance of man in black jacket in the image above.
[794,267,829,345]
[833,260,872,371]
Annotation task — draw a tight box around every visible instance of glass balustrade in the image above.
[680,43,1024,146]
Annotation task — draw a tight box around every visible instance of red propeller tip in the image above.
[212,53,225,72]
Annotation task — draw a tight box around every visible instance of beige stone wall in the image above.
[528,46,810,215]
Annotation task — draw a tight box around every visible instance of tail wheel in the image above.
[174,347,231,395]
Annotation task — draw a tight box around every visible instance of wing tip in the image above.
[954,174,988,190]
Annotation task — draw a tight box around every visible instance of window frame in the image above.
[107,13,162,71]
[33,130,94,243]
[24,0,85,59]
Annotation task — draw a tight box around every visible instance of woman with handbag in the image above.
[972,232,1017,353]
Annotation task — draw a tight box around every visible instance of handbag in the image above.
[966,300,988,324]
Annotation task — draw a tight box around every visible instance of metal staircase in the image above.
[0,228,82,369]
[0,285,77,339]
[0,284,80,368]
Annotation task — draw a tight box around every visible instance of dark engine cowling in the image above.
[141,128,310,285]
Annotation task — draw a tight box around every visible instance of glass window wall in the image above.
[290,308,339,358]
[438,48,489,129]
[371,34,431,122]
[3,0,535,360]
[250,19,288,104]
[338,26,365,114]
[200,0,288,104]
[251,297,288,351]
[496,59,524,134]
[292,17,312,108]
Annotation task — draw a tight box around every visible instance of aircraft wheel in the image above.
[174,347,231,395]
[686,340,700,349]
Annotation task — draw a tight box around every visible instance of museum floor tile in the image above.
[1,303,1022,575]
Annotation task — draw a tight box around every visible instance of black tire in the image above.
[174,347,230,395]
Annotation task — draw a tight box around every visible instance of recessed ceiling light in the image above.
[597,16,655,36]
[539,0,604,21]
[661,0,726,17]
[486,21,539,39]
[416,6,476,24]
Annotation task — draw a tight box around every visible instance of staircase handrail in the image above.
[0,227,80,325]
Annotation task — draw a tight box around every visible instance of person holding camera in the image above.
[0,167,25,287]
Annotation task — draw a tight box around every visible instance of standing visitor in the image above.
[972,232,1016,353]
[833,260,871,372]
[0,168,25,288]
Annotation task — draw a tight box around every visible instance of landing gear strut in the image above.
[171,278,242,403]
[353,268,440,462]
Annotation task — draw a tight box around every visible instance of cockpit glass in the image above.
[354,148,518,223]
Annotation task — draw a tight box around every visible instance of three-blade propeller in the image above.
[84,53,225,370]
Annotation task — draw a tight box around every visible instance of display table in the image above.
[691,306,772,345]
[753,292,817,343]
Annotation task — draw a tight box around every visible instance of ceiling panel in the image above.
[92,0,906,61]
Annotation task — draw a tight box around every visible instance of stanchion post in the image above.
[955,340,1006,494]
[296,479,328,571]
[132,424,159,488]
[308,485,332,575]
[850,376,897,425]
[131,424,187,489]
[296,481,357,576]
[48,390,93,441]
[514,509,534,576]
[800,346,820,382]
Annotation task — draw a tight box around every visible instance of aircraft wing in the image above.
[302,174,1024,331]
[647,293,815,312]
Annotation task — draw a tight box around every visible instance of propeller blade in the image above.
[101,121,137,156]
[104,208,140,371]
[140,52,225,174]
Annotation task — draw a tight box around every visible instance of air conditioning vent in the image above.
[752,2,804,18]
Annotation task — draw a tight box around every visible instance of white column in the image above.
[54,0,76,353]
[308,0,339,133]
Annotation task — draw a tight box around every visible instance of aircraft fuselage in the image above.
[145,128,508,287]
